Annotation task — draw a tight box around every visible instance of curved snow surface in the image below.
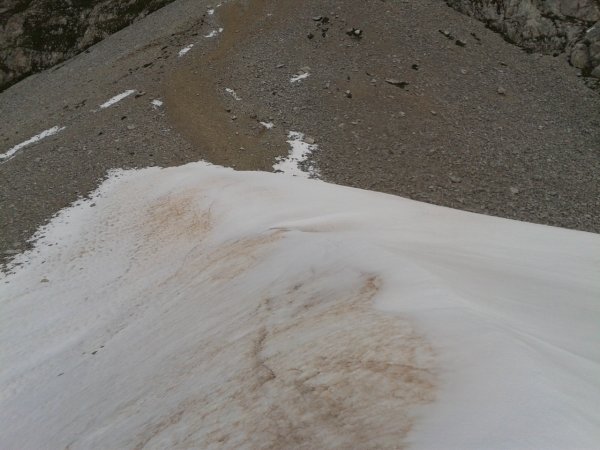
[1,163,599,449]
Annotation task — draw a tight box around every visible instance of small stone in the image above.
[449,175,462,183]
[460,68,468,75]
[455,39,467,47]
[509,187,520,195]
[127,124,136,130]
[304,136,316,144]
[385,78,409,88]
[497,87,506,95]
[412,64,419,70]
[430,110,437,116]
[345,90,352,98]
[570,43,590,69]
[276,64,285,68]
[312,15,323,21]
[40,277,49,283]
[307,32,315,39]
[346,28,362,37]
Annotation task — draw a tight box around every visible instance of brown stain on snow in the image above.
[130,269,436,449]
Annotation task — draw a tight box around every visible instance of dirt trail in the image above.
[164,0,287,171]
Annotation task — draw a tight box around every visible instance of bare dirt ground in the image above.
[1,0,599,264]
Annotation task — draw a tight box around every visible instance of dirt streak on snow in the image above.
[1,163,599,449]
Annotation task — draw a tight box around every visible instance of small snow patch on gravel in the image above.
[273,131,318,178]
[207,8,215,15]
[0,126,66,162]
[260,122,274,129]
[151,99,164,108]
[178,44,194,57]
[99,90,136,109]
[205,30,218,38]
[225,88,242,101]
[290,72,310,83]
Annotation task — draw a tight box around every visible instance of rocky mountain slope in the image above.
[1,0,599,261]
[446,0,600,79]
[0,0,175,90]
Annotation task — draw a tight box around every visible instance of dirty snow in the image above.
[178,44,194,57]
[151,99,163,108]
[204,30,218,38]
[0,126,66,161]
[99,90,136,109]
[290,72,310,83]
[260,121,274,129]
[273,131,318,178]
[1,163,599,449]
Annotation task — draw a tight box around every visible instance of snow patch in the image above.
[178,44,194,57]
[99,90,135,109]
[0,126,66,162]
[260,121,274,129]
[225,88,242,101]
[207,8,215,15]
[273,131,318,178]
[290,72,310,83]
[151,99,163,109]
[204,30,218,38]
[1,163,599,449]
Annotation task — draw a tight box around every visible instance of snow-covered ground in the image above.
[1,163,599,449]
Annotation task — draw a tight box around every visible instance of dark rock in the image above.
[385,78,409,88]
[0,0,177,91]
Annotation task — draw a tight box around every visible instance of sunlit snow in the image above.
[1,163,599,449]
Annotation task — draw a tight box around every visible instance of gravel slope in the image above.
[1,0,599,264]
